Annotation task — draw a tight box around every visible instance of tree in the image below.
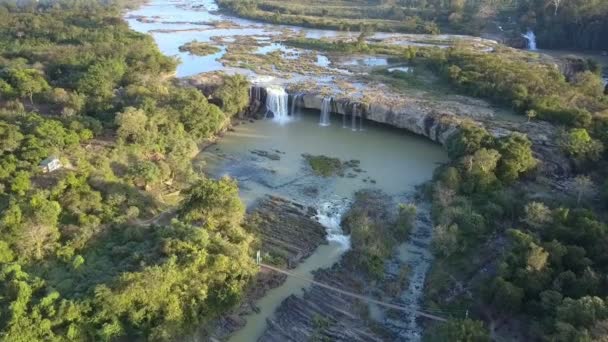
[214,74,250,117]
[1,68,50,104]
[170,87,225,139]
[432,224,459,256]
[178,177,245,235]
[560,128,604,162]
[393,203,416,239]
[461,148,501,193]
[556,297,608,328]
[0,241,14,263]
[523,201,552,229]
[17,193,61,260]
[526,242,549,271]
[127,160,161,189]
[0,122,23,152]
[115,107,148,143]
[447,123,494,159]
[11,171,31,196]
[426,318,490,342]
[496,133,537,182]
[486,277,524,314]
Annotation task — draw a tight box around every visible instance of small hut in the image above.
[40,156,62,173]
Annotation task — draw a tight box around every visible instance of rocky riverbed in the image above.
[204,195,328,340]
[260,191,436,342]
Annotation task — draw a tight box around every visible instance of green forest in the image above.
[0,1,255,340]
[218,0,608,50]
[1,0,608,340]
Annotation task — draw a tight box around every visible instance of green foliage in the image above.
[446,122,493,159]
[0,3,256,341]
[217,0,441,35]
[341,190,405,279]
[0,68,50,103]
[214,74,250,117]
[10,171,31,196]
[495,133,537,182]
[303,154,343,177]
[460,148,500,194]
[559,128,604,163]
[170,87,226,139]
[425,318,490,342]
[115,107,148,143]
[394,203,416,240]
[424,48,607,128]
[179,177,244,234]
[127,160,161,188]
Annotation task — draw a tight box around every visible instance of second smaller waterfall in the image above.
[291,94,302,118]
[522,30,537,51]
[319,97,332,126]
[266,86,289,124]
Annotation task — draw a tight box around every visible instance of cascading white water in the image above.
[522,30,537,51]
[319,97,332,126]
[351,103,359,131]
[265,86,289,123]
[316,199,351,250]
[290,94,301,117]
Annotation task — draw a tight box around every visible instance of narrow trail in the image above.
[259,263,447,322]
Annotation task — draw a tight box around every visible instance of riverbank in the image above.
[260,190,434,341]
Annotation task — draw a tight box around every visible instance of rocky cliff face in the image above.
[294,91,571,178]
[299,94,462,146]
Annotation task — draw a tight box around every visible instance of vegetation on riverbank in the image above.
[341,190,416,279]
[425,115,608,339]
[219,0,608,51]
[179,41,221,56]
[217,0,440,34]
[0,1,256,340]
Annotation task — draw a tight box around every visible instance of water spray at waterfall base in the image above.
[265,86,290,124]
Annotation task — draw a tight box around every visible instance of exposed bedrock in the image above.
[250,195,327,267]
[259,191,436,342]
[298,93,461,146]
[206,195,326,340]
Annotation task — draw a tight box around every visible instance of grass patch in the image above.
[303,154,343,177]
[179,41,221,56]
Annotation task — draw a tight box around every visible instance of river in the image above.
[125,1,448,341]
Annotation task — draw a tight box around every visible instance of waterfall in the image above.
[290,94,301,117]
[249,86,262,104]
[319,97,332,126]
[316,199,351,250]
[265,86,289,123]
[359,112,364,131]
[342,113,347,128]
[522,30,537,51]
[351,103,359,131]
